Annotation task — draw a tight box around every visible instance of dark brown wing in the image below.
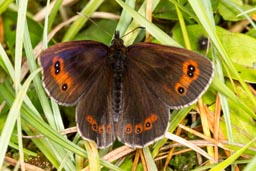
[40,41,109,105]
[116,64,170,148]
[76,65,115,148]
[126,43,214,109]
[115,43,213,147]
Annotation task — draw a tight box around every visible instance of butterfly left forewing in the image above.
[127,43,214,109]
[40,41,109,105]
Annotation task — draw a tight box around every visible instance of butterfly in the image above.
[40,31,214,148]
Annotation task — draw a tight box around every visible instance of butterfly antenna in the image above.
[121,27,145,38]
[76,12,112,38]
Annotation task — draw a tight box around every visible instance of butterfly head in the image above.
[110,31,125,50]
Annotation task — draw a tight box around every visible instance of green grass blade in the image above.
[62,0,104,41]
[188,0,256,107]
[0,69,40,168]
[209,137,256,171]
[116,0,180,47]
[14,0,28,91]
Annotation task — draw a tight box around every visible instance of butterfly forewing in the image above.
[127,43,214,109]
[40,41,109,105]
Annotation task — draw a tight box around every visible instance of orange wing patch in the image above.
[164,60,200,96]
[86,114,112,134]
[175,60,199,95]
[135,124,143,134]
[124,123,133,134]
[124,114,158,134]
[51,56,73,92]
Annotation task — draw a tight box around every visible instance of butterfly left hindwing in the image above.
[76,65,115,148]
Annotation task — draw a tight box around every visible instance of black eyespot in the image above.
[187,71,194,77]
[93,124,97,129]
[124,124,132,134]
[145,122,151,128]
[187,65,195,77]
[62,83,68,91]
[55,61,60,68]
[136,127,141,133]
[178,87,185,94]
[188,65,195,72]
[54,61,61,74]
[55,69,60,74]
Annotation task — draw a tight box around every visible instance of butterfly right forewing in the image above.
[126,43,214,109]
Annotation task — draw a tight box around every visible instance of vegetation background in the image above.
[0,0,256,170]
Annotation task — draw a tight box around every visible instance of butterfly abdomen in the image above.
[109,51,127,122]
[112,74,123,122]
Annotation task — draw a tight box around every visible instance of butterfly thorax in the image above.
[108,31,128,121]
[109,37,127,73]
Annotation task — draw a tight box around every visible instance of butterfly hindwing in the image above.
[116,65,170,148]
[76,64,115,148]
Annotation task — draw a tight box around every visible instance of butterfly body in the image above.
[40,31,214,148]
[108,31,127,122]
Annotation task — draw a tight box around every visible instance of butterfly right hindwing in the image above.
[115,61,170,148]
